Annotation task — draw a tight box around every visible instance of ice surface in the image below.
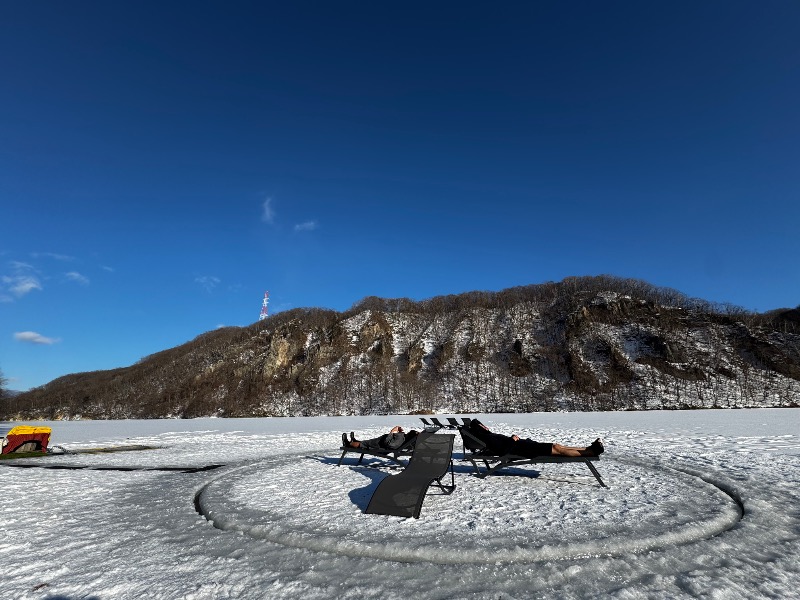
[1,409,798,599]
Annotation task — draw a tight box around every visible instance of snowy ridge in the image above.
[6,278,800,419]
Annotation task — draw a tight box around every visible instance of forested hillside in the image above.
[4,276,799,419]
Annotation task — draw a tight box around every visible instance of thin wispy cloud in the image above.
[32,252,74,261]
[195,276,221,292]
[9,260,36,271]
[14,331,60,345]
[262,197,275,224]
[294,220,318,232]
[101,265,115,273]
[65,271,90,285]
[3,275,43,296]
[1,261,43,299]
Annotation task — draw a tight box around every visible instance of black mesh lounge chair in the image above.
[420,417,444,431]
[365,432,456,519]
[420,416,471,430]
[419,417,437,431]
[337,433,417,467]
[459,427,607,488]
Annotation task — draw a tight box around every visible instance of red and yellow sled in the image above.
[1,426,52,454]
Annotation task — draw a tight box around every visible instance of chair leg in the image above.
[465,457,482,476]
[446,459,456,492]
[584,460,608,488]
[431,460,457,494]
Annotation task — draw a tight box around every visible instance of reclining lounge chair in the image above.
[365,431,456,519]
[337,433,417,467]
[459,427,607,488]
[419,416,472,431]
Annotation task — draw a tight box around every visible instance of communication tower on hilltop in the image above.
[259,291,270,321]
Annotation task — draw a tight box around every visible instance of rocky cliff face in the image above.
[4,276,799,419]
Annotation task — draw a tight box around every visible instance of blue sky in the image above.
[2,2,799,391]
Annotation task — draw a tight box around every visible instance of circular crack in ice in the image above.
[195,451,743,564]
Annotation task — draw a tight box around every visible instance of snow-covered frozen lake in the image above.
[1,409,798,599]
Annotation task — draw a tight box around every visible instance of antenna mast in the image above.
[259,291,270,321]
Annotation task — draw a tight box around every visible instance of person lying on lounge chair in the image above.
[468,419,604,458]
[342,426,419,451]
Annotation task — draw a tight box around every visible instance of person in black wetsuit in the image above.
[342,426,419,451]
[468,419,604,457]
